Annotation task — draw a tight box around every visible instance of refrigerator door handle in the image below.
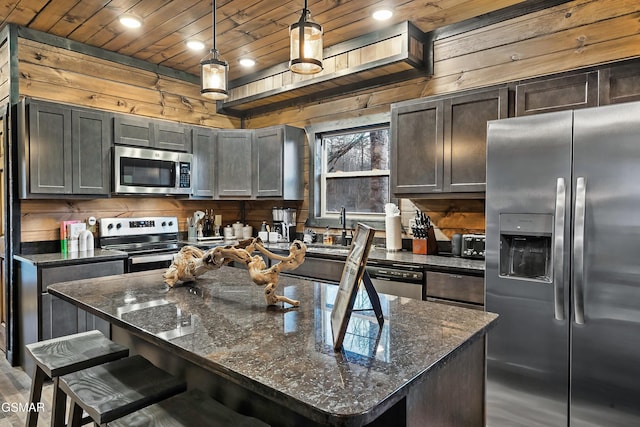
[573,177,587,325]
[553,177,566,321]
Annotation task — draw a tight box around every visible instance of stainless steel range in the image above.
[99,216,180,273]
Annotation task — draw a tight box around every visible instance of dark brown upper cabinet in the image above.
[515,72,598,116]
[599,62,640,105]
[391,98,444,195]
[391,87,507,196]
[444,88,508,193]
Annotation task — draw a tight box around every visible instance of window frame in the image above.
[305,112,393,230]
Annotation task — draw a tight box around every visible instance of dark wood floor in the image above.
[0,351,55,427]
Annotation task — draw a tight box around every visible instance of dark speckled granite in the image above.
[182,239,485,273]
[48,267,497,425]
[14,249,128,267]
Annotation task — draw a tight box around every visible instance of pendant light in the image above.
[289,0,323,74]
[200,0,228,100]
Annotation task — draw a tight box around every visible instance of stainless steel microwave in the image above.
[113,146,192,195]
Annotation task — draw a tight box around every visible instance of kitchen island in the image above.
[48,267,497,427]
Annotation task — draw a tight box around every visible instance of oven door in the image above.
[127,252,177,273]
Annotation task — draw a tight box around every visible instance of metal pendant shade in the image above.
[289,0,323,74]
[201,0,228,100]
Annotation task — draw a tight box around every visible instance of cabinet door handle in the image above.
[553,177,566,321]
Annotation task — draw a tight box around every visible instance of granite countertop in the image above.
[48,268,497,425]
[181,238,485,273]
[265,242,486,273]
[14,248,128,267]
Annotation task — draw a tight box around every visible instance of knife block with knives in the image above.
[411,211,438,255]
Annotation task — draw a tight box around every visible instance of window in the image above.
[320,125,390,219]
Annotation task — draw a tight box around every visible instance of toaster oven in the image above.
[461,234,486,259]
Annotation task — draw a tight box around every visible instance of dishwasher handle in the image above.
[366,266,424,283]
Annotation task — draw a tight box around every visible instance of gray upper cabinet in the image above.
[191,126,216,198]
[515,72,598,116]
[27,102,72,195]
[113,114,190,152]
[391,98,444,195]
[113,114,153,147]
[155,121,191,152]
[22,100,111,197]
[72,109,111,195]
[216,130,253,198]
[254,125,305,200]
[391,87,506,195]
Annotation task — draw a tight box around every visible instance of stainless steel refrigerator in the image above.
[485,101,640,426]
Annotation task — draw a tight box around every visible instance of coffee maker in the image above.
[272,207,297,242]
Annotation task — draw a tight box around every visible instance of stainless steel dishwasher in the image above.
[365,262,425,300]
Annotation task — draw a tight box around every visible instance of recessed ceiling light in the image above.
[119,15,142,29]
[238,58,256,67]
[372,9,393,21]
[186,40,206,51]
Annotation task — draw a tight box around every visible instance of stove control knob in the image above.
[162,221,167,227]
[168,221,174,227]
[116,223,122,230]
[107,224,113,230]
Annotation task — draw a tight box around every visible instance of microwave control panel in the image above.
[179,162,191,188]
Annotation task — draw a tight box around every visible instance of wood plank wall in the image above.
[16,38,239,129]
[20,198,301,243]
[0,37,9,106]
[244,0,640,239]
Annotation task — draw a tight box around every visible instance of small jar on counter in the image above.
[323,226,333,245]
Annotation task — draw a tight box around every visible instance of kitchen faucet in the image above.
[340,206,348,246]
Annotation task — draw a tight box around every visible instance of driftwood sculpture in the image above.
[163,238,307,306]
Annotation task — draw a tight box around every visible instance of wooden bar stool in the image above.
[24,330,129,427]
[110,389,270,427]
[58,355,186,427]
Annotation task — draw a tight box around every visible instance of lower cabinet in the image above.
[40,293,110,341]
[17,258,124,375]
[425,269,484,310]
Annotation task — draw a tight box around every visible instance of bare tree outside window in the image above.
[321,126,390,217]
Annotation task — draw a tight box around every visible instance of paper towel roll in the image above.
[385,216,402,251]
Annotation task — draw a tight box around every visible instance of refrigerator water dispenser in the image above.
[499,213,553,282]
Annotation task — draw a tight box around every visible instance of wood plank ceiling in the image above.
[2,0,529,83]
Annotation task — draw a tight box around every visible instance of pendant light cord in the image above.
[212,0,217,52]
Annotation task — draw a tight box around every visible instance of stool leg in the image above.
[26,365,47,427]
[68,401,83,427]
[51,377,67,427]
